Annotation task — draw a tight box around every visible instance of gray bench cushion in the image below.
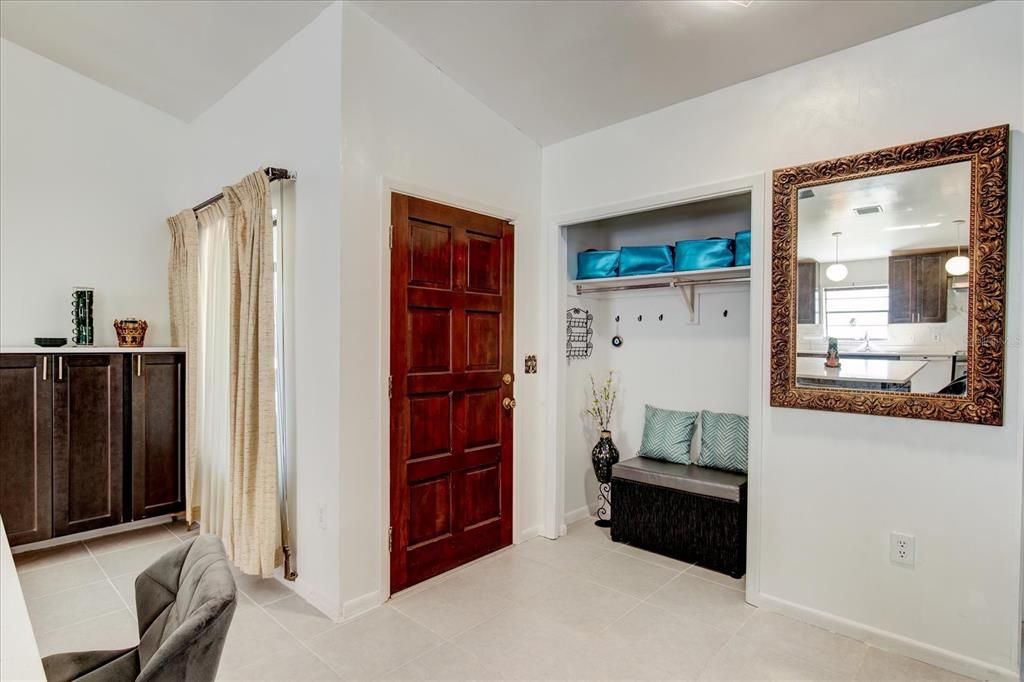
[612,456,747,502]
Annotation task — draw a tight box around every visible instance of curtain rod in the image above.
[192,167,293,213]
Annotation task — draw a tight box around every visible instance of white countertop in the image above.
[796,357,928,384]
[1,346,185,354]
[1,518,45,681]
[797,346,959,358]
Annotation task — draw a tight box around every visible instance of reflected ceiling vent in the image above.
[853,204,883,215]
[797,188,815,200]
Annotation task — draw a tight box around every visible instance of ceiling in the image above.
[355,0,983,145]
[0,1,331,122]
[0,1,983,139]
[797,161,971,264]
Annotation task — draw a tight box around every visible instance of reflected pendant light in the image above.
[945,219,970,276]
[825,231,848,282]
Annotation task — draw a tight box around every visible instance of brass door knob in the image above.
[502,397,517,410]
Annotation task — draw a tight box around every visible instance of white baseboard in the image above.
[11,514,180,554]
[562,505,594,536]
[518,524,542,543]
[283,576,343,622]
[342,590,382,620]
[756,593,1019,682]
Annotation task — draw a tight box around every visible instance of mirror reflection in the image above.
[795,161,970,395]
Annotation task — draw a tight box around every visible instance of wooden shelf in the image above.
[573,265,750,292]
[572,265,750,322]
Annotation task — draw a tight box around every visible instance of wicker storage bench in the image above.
[610,457,747,578]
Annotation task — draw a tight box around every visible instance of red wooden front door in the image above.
[389,193,514,593]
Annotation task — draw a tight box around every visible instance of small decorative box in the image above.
[734,230,751,267]
[577,250,620,279]
[619,245,675,276]
[674,238,735,271]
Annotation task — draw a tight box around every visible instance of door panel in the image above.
[131,353,186,519]
[390,193,514,593]
[52,354,123,536]
[0,355,53,545]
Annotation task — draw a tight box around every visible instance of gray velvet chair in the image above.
[42,535,238,682]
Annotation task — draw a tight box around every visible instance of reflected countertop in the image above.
[796,357,928,384]
[797,345,960,358]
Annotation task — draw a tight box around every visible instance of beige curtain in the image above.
[223,170,282,577]
[166,210,199,524]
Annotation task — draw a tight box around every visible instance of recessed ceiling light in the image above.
[728,0,754,6]
[853,205,883,216]
[882,222,941,232]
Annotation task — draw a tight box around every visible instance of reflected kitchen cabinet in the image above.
[888,251,948,324]
[797,260,817,324]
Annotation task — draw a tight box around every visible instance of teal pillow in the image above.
[699,410,748,473]
[638,405,698,464]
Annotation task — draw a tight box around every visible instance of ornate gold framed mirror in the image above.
[770,125,1009,425]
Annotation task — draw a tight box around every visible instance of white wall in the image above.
[181,3,344,617]
[0,39,187,347]
[338,2,544,614]
[543,2,1024,677]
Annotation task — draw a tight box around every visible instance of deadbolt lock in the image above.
[502,373,513,385]
[502,397,517,410]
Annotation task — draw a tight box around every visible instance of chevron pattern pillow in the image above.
[699,410,748,473]
[638,405,698,464]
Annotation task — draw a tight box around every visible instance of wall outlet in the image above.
[890,532,915,566]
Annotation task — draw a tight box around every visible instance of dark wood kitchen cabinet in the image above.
[0,355,53,545]
[130,353,185,520]
[797,261,818,324]
[52,354,124,536]
[0,351,185,547]
[888,252,948,324]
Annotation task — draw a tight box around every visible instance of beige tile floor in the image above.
[13,518,973,681]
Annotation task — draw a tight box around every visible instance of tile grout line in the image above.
[31,602,135,643]
[236,587,345,677]
[82,541,135,620]
[13,541,89,574]
[23,576,113,602]
[27,545,128,641]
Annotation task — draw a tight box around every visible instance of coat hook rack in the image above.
[637,314,643,322]
[658,314,664,321]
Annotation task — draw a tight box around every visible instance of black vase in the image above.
[591,430,619,527]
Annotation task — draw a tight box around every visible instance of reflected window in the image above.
[824,286,889,340]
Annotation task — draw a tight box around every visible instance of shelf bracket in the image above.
[672,281,697,323]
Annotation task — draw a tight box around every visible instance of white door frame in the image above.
[377,176,523,601]
[541,173,768,605]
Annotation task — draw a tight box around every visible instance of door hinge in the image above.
[388,526,393,552]
[388,375,393,399]
[389,225,393,249]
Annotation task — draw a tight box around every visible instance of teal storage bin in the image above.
[735,230,751,266]
[675,238,735,271]
[619,245,675,276]
[577,250,620,279]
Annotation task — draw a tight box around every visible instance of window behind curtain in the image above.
[824,286,890,340]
